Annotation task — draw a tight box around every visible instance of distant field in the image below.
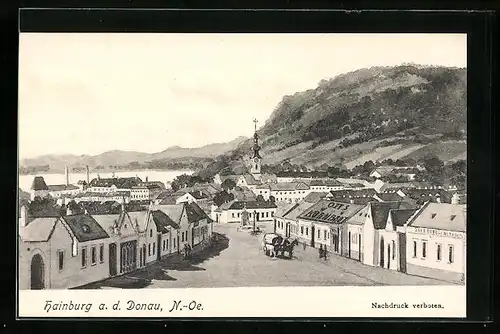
[404,140,467,162]
[344,144,403,169]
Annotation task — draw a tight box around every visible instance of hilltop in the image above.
[19,136,248,174]
[222,64,466,172]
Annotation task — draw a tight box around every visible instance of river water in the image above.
[18,170,194,192]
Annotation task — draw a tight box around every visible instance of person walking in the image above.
[319,244,323,259]
[323,245,328,261]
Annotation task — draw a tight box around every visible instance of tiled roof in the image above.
[89,177,142,189]
[48,184,80,191]
[19,217,59,242]
[330,197,379,205]
[328,189,377,198]
[408,203,466,232]
[154,190,175,200]
[228,201,277,210]
[275,203,299,219]
[151,209,180,231]
[269,182,310,191]
[283,201,317,221]
[399,189,453,203]
[153,204,185,226]
[184,202,213,224]
[375,193,404,202]
[389,209,418,229]
[188,191,209,200]
[303,192,329,203]
[62,214,110,242]
[92,213,121,235]
[370,202,408,229]
[31,176,48,191]
[309,179,342,187]
[298,200,365,225]
[158,196,178,205]
[241,174,261,185]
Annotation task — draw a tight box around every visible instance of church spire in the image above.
[251,118,261,159]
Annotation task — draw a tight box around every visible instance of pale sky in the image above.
[18,33,466,159]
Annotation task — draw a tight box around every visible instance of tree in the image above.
[256,195,265,202]
[422,154,444,175]
[269,196,276,203]
[221,178,236,191]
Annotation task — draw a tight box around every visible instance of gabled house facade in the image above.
[19,206,111,290]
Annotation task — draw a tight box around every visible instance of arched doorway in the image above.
[387,244,391,269]
[30,254,45,290]
[380,237,385,268]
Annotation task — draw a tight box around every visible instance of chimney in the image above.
[65,166,69,186]
[19,205,29,227]
[86,165,90,184]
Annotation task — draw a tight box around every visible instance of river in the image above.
[18,170,194,192]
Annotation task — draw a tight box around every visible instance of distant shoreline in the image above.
[18,168,196,176]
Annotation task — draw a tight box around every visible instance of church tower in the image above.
[249,118,262,180]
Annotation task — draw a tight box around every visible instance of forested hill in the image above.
[219,64,466,173]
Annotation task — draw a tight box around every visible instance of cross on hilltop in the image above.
[253,118,258,132]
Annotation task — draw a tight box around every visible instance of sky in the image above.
[18,33,467,159]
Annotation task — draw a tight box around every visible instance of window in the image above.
[271,212,274,217]
[173,238,176,248]
[58,250,64,271]
[437,244,442,261]
[163,240,166,250]
[99,244,104,263]
[166,239,169,249]
[232,213,235,218]
[431,213,437,219]
[448,245,454,263]
[324,230,327,240]
[317,230,320,239]
[422,241,427,258]
[392,241,396,259]
[301,226,304,235]
[148,244,151,256]
[81,247,87,268]
[413,241,417,258]
[153,243,155,255]
[91,246,97,265]
[306,227,309,236]
[150,229,153,237]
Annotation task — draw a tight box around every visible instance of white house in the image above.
[212,200,277,224]
[344,201,415,266]
[92,206,141,277]
[269,182,311,204]
[402,202,466,283]
[378,208,419,271]
[18,206,112,290]
[297,200,365,253]
[274,203,299,236]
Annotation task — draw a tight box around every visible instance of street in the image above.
[79,222,453,289]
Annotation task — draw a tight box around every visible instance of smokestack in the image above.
[86,165,90,184]
[65,166,69,186]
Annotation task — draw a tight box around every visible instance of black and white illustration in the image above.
[18,33,466,292]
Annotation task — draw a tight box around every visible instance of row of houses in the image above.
[18,201,213,290]
[30,174,166,203]
[274,198,466,283]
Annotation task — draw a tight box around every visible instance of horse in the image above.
[275,238,299,259]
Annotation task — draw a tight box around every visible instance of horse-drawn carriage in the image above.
[262,233,299,259]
